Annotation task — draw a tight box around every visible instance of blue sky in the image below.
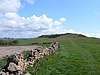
[0,0,100,38]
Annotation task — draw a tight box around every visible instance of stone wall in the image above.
[0,42,60,75]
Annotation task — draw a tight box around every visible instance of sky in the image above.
[0,0,100,38]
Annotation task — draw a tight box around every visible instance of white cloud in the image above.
[0,0,21,13]
[0,12,67,38]
[66,29,100,38]
[0,11,100,38]
[0,0,68,38]
[59,18,66,22]
[0,0,99,38]
[84,33,100,38]
[4,12,20,19]
[24,0,35,4]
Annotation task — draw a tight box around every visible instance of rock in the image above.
[35,47,44,53]
[29,50,35,57]
[43,46,50,55]
[18,58,26,70]
[0,71,9,75]
[28,60,35,65]
[8,53,20,64]
[39,53,44,58]
[54,42,60,50]
[7,62,21,72]
[0,71,6,75]
[34,51,40,59]
[23,72,31,75]
[48,46,55,54]
[49,42,60,53]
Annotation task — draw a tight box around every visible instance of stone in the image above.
[39,53,44,58]
[29,50,35,57]
[49,42,60,53]
[23,72,31,75]
[18,59,25,71]
[43,46,50,55]
[0,71,9,75]
[0,71,6,75]
[48,46,55,54]
[34,51,40,59]
[8,53,20,64]
[8,62,21,72]
[35,47,44,53]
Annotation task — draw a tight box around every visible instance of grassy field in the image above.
[0,35,100,75]
[23,36,100,75]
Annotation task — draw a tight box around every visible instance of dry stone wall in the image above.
[0,42,60,75]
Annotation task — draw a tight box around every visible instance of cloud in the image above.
[84,33,100,38]
[0,11,99,38]
[66,29,100,38]
[59,18,66,22]
[0,0,68,38]
[24,0,35,4]
[0,12,67,38]
[0,0,21,13]
[0,12,100,38]
[0,0,99,38]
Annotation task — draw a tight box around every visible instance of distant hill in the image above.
[38,33,87,38]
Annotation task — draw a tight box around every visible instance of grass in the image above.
[0,57,8,71]
[0,36,100,75]
[25,37,100,75]
[17,38,52,46]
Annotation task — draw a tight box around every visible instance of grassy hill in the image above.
[0,33,100,75]
[38,33,87,38]
[23,35,100,75]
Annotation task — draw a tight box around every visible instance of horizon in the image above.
[0,33,99,39]
[0,0,100,38]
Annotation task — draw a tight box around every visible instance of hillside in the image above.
[38,33,87,38]
[24,35,100,75]
[0,34,100,75]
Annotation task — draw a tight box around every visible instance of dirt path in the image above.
[0,46,39,58]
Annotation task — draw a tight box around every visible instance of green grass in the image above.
[23,37,100,75]
[0,36,100,75]
[17,38,53,46]
[0,57,8,70]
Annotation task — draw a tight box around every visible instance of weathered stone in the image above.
[50,42,60,53]
[48,46,55,54]
[18,59,25,71]
[0,71,6,75]
[8,53,20,64]
[7,62,21,72]
[35,47,44,53]
[43,46,50,55]
[29,50,35,57]
[34,51,40,59]
[23,72,31,75]
[0,72,9,75]
[39,53,44,58]
[28,59,35,65]
[54,42,60,50]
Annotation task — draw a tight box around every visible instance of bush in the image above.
[0,39,19,46]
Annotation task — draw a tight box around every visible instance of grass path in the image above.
[69,39,99,74]
[29,37,100,75]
